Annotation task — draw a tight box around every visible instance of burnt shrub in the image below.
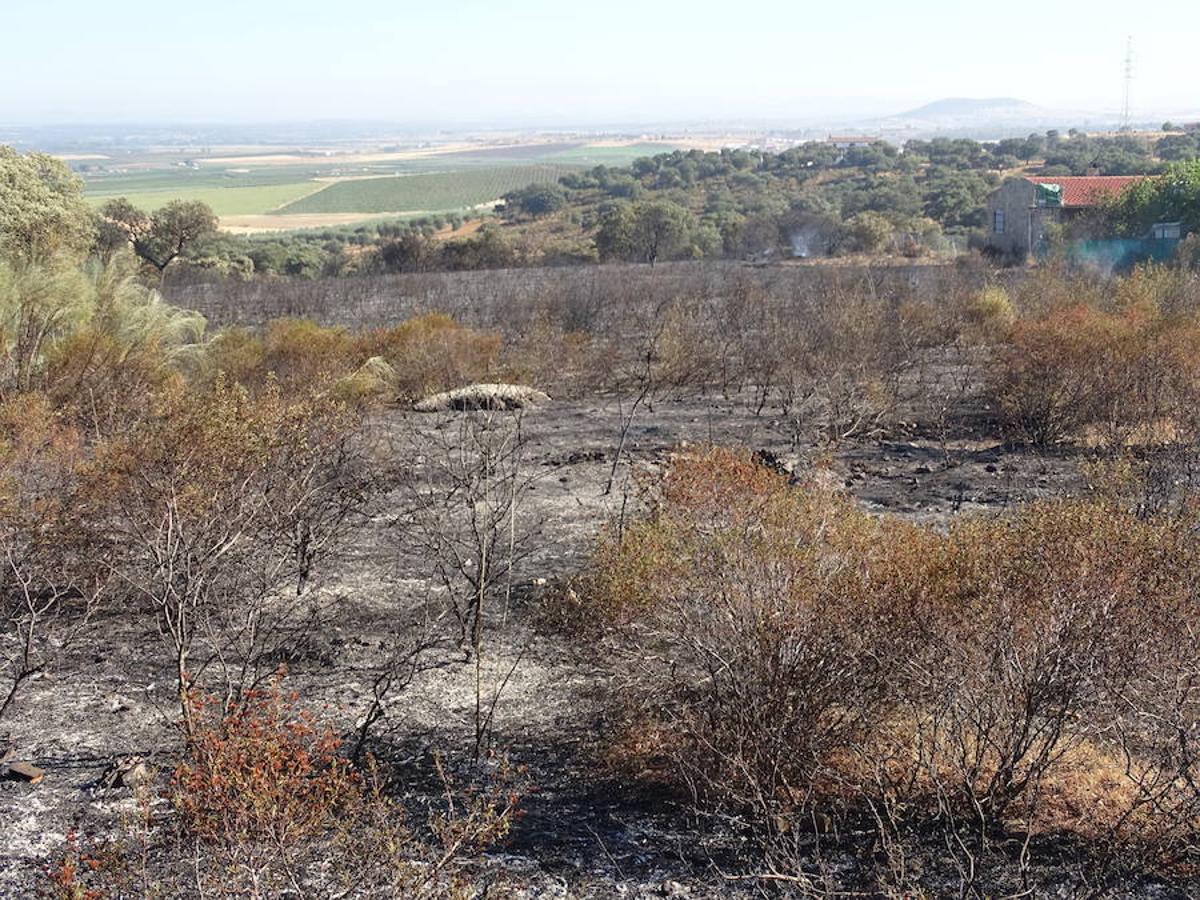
[902,502,1172,828]
[561,446,1200,885]
[358,312,503,402]
[563,448,931,833]
[197,313,506,405]
[991,302,1200,447]
[45,679,521,898]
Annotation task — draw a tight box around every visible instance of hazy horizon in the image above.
[3,0,1197,127]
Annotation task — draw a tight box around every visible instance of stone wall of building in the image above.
[984,178,1070,261]
[985,178,1036,259]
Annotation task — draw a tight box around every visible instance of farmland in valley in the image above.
[76,139,682,230]
[276,165,581,216]
[538,142,678,164]
[85,182,321,217]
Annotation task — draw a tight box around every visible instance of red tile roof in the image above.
[1024,175,1149,207]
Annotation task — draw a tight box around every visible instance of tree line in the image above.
[18,125,1187,286]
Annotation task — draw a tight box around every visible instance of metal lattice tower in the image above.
[1121,35,1134,130]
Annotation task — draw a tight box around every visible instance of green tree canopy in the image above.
[594,200,697,264]
[593,203,637,262]
[840,211,895,254]
[1103,161,1200,236]
[501,183,568,218]
[100,198,218,278]
[1156,134,1200,162]
[0,146,95,264]
[921,168,995,230]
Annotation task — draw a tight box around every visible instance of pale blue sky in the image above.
[2,0,1196,124]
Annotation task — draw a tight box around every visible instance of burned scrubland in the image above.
[5,249,1200,897]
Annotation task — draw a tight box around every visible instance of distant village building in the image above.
[984,175,1148,260]
[826,135,877,150]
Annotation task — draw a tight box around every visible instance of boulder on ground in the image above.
[413,383,550,412]
[0,751,44,784]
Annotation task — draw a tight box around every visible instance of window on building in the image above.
[993,209,1006,234]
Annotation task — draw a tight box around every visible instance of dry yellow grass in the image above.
[219,212,421,233]
[194,138,594,169]
[585,136,731,151]
[193,143,483,167]
[1030,742,1145,838]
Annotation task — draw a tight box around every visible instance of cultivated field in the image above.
[77,139,682,231]
[275,165,582,216]
[86,183,322,217]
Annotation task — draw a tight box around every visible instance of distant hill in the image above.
[896,97,1041,120]
[856,97,1114,139]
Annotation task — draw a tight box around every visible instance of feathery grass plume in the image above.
[0,259,91,393]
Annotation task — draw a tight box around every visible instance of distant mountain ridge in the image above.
[841,96,1123,139]
[896,97,1042,120]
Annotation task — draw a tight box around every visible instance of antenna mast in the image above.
[1121,35,1134,130]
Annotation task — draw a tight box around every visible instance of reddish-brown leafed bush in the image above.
[171,679,356,846]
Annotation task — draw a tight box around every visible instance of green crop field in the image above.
[75,143,670,227]
[542,143,675,165]
[85,182,321,217]
[83,166,324,195]
[276,165,582,215]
